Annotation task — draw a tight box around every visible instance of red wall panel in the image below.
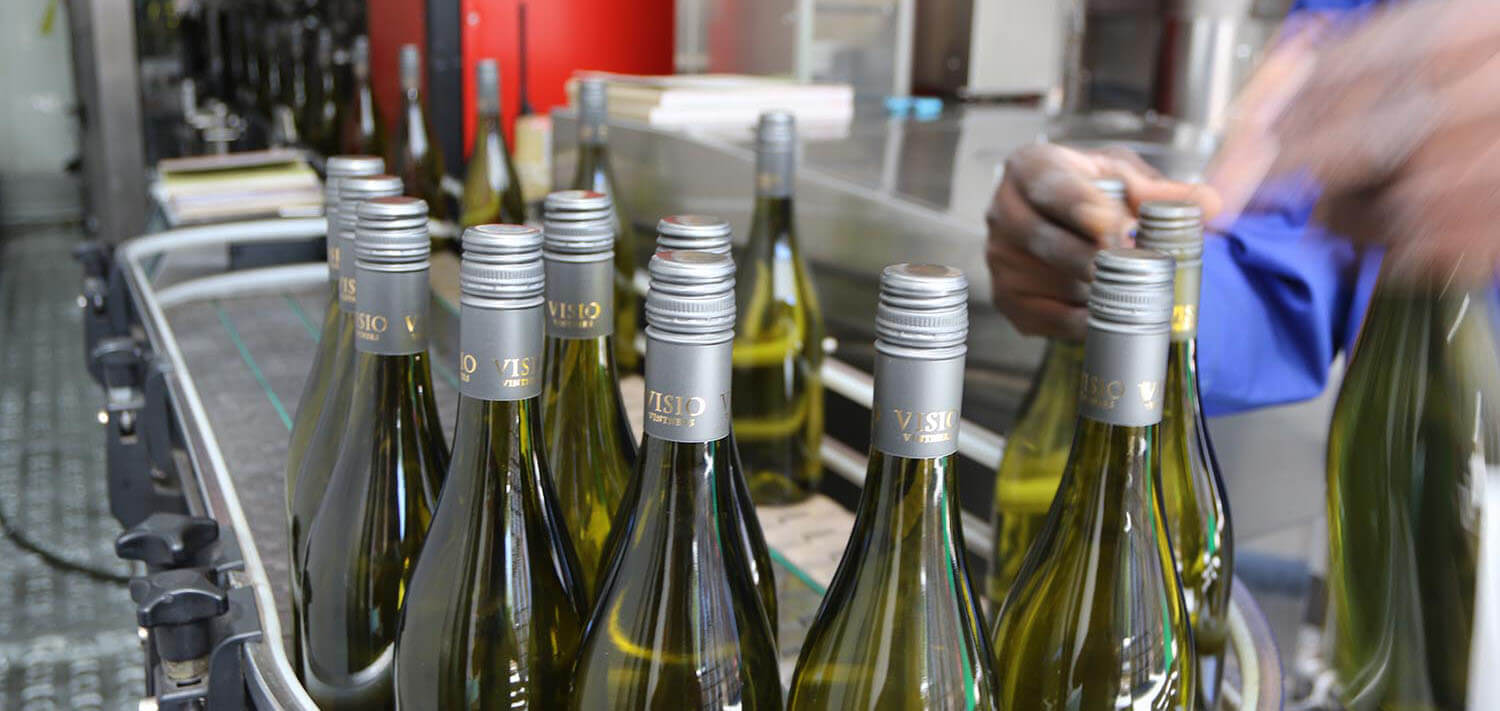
[460,0,674,154]
[366,0,427,137]
[367,0,673,161]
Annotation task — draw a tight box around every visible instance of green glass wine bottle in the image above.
[572,250,782,710]
[460,59,527,229]
[570,77,639,373]
[284,25,311,143]
[1136,201,1234,710]
[256,22,280,119]
[540,190,635,600]
[987,177,1130,605]
[653,214,779,638]
[304,27,340,156]
[787,264,998,710]
[283,168,402,672]
[1325,259,1500,711]
[393,224,586,709]
[390,44,451,247]
[285,154,384,528]
[733,111,826,505]
[297,196,450,709]
[339,36,387,157]
[990,247,1196,710]
[287,172,405,670]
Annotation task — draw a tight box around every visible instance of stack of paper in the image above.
[155,149,324,225]
[566,73,854,133]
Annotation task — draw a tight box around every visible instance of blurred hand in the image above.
[985,144,1221,340]
[1209,0,1500,283]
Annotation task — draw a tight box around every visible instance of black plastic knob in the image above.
[116,513,219,568]
[130,569,229,663]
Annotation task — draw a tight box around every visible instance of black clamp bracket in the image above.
[98,343,188,528]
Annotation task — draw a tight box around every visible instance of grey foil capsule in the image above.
[543,191,614,338]
[577,77,607,142]
[459,225,545,401]
[1079,247,1176,426]
[756,111,796,198]
[476,59,500,115]
[643,250,736,442]
[400,44,421,91]
[871,263,969,458]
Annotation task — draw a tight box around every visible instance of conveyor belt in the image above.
[163,280,845,674]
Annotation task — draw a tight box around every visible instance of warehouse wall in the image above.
[0,0,80,224]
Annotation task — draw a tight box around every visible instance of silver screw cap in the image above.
[656,215,732,254]
[646,250,736,342]
[460,224,545,306]
[1087,248,1176,332]
[1136,200,1204,266]
[875,264,969,356]
[356,196,430,266]
[543,190,614,257]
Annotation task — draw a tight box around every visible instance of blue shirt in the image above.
[1197,0,1384,415]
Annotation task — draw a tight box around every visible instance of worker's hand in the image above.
[986,144,1221,340]
[1210,0,1500,283]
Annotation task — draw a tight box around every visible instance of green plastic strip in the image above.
[284,294,318,339]
[767,547,826,596]
[215,301,293,431]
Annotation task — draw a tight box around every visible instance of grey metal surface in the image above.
[163,286,463,656]
[0,227,144,711]
[66,0,148,243]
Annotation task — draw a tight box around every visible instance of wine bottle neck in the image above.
[574,144,609,180]
[578,111,607,146]
[545,255,614,340]
[450,395,545,482]
[859,450,964,551]
[755,147,794,200]
[643,335,732,443]
[325,230,342,288]
[871,349,964,460]
[355,263,430,355]
[337,229,358,312]
[458,302,544,401]
[1170,263,1201,342]
[1077,323,1169,428]
[749,195,796,249]
[1057,417,1159,513]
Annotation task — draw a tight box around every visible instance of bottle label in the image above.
[458,304,544,401]
[643,338,731,443]
[337,234,358,312]
[326,239,341,285]
[1078,329,1169,427]
[1172,266,1202,341]
[545,259,613,339]
[756,150,794,198]
[871,353,965,458]
[354,266,429,355]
